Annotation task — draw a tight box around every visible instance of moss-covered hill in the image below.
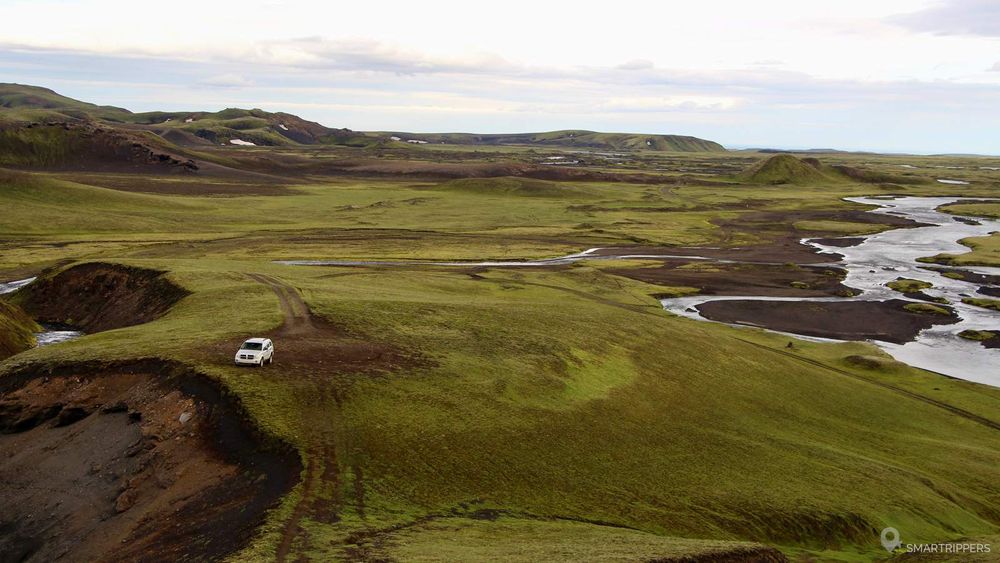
[380,129,726,152]
[1,84,725,152]
[737,153,921,185]
[0,299,39,360]
[0,83,368,148]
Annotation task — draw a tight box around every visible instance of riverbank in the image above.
[661,196,1000,386]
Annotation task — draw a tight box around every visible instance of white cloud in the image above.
[616,59,654,71]
[198,73,253,88]
[887,0,1000,36]
[1,0,999,152]
[597,95,744,112]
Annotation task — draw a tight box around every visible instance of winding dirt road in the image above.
[246,273,314,335]
[244,273,331,561]
[243,273,417,561]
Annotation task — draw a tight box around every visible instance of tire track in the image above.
[246,273,314,335]
[245,273,335,562]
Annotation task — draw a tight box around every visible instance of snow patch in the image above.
[936,179,970,185]
[229,139,256,146]
[278,124,288,131]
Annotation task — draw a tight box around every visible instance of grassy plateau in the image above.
[2,88,1000,562]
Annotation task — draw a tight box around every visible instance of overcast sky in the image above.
[2,0,998,153]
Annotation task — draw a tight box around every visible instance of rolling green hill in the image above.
[0,122,197,171]
[737,154,838,184]
[382,129,726,152]
[1,84,725,153]
[0,83,132,123]
[0,299,40,360]
[3,150,1000,560]
[736,153,920,185]
[0,83,369,148]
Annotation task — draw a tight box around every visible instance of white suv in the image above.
[234,338,274,367]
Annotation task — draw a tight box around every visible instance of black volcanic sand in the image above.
[981,333,1000,349]
[613,261,854,297]
[961,329,1000,349]
[923,267,1000,286]
[695,299,959,344]
[903,291,949,304]
[808,237,866,248]
[593,208,930,266]
[979,286,1000,298]
[592,239,842,265]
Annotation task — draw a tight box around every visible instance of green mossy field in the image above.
[1,120,1000,562]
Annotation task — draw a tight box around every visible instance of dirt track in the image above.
[237,273,415,375]
[246,273,314,335]
[244,273,335,561]
[238,273,423,561]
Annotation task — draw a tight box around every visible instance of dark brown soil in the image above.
[961,330,1000,349]
[304,158,692,184]
[3,122,198,173]
[613,261,854,297]
[14,262,189,332]
[200,273,423,377]
[593,207,926,266]
[714,209,928,250]
[982,335,1000,349]
[200,273,428,561]
[721,209,929,229]
[591,240,840,265]
[0,359,300,563]
[923,267,1000,286]
[808,237,866,248]
[904,291,949,304]
[979,286,1000,298]
[695,299,960,344]
[61,173,297,196]
[648,546,788,562]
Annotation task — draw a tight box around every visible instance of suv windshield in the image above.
[241,342,263,351]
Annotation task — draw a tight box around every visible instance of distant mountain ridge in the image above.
[378,130,726,152]
[0,83,725,152]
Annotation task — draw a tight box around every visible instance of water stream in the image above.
[6,196,994,379]
[661,196,1000,386]
[0,277,84,347]
[280,196,999,385]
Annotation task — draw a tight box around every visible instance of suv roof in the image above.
[244,337,270,343]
